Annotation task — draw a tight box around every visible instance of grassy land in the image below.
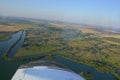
[0,23,40,40]
[104,37,120,43]
[0,24,38,32]
[0,32,12,41]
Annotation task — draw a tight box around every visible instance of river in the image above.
[0,30,28,80]
[8,30,26,57]
[53,56,116,80]
[0,31,23,59]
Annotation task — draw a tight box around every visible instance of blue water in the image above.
[0,31,22,58]
[8,30,26,57]
[0,31,27,80]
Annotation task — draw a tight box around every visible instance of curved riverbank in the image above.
[56,53,120,80]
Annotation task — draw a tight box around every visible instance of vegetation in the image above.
[104,37,120,43]
[0,32,12,41]
[79,71,93,80]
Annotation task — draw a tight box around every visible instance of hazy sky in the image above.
[0,0,120,28]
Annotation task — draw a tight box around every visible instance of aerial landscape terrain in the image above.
[0,16,120,80]
[0,0,120,80]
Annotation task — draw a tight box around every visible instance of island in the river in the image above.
[0,16,120,80]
